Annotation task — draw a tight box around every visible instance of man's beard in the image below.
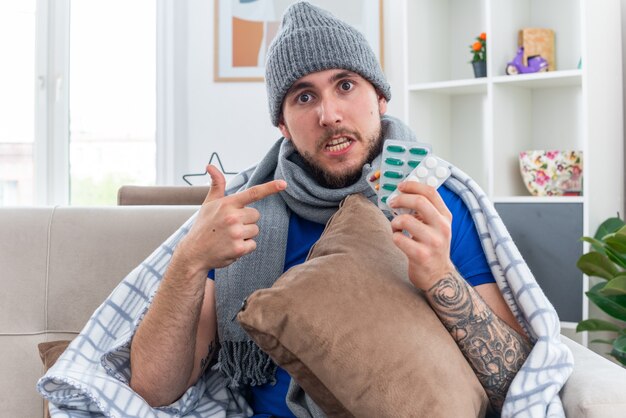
[295,126,383,189]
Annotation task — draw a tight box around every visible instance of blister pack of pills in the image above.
[386,154,452,216]
[368,140,432,211]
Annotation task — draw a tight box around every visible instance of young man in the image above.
[130,2,532,416]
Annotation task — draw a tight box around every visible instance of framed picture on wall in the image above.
[214,0,383,82]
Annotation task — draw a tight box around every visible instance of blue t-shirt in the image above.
[211,185,495,417]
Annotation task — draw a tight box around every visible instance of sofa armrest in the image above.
[560,335,626,417]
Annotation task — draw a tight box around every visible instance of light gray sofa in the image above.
[1,204,626,417]
[0,206,197,418]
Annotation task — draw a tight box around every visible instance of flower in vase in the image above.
[469,32,486,62]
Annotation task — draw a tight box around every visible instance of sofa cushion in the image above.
[560,335,626,418]
[46,207,197,332]
[238,194,489,417]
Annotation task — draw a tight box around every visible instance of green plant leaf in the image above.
[589,281,605,293]
[589,281,626,303]
[586,283,626,322]
[610,334,626,366]
[590,338,616,345]
[605,231,626,254]
[576,252,620,280]
[581,237,607,254]
[600,274,626,296]
[576,318,622,332]
[605,246,626,270]
[595,217,625,240]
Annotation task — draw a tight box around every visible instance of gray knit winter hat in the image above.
[265,1,391,126]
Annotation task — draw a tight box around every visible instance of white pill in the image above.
[436,166,449,178]
[425,156,437,169]
[427,176,438,187]
[416,166,428,178]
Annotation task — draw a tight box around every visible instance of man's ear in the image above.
[278,119,291,140]
[378,94,388,116]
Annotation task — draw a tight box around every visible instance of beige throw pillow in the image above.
[237,194,489,417]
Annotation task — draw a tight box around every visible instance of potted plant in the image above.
[469,32,487,78]
[576,215,626,366]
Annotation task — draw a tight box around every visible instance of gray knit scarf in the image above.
[214,115,416,387]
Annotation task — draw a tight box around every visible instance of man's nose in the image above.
[318,97,343,127]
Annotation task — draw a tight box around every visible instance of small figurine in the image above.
[505,46,549,75]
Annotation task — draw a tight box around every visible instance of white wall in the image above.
[176,0,405,184]
[183,0,274,182]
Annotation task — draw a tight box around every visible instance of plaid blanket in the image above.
[37,162,573,417]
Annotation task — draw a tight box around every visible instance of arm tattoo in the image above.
[199,340,216,374]
[426,272,533,413]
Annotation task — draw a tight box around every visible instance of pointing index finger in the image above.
[232,179,287,207]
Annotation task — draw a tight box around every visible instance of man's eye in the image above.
[297,93,312,103]
[340,81,353,91]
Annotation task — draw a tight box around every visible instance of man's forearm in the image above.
[130,253,208,406]
[425,271,533,412]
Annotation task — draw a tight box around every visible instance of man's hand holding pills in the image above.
[388,181,456,291]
